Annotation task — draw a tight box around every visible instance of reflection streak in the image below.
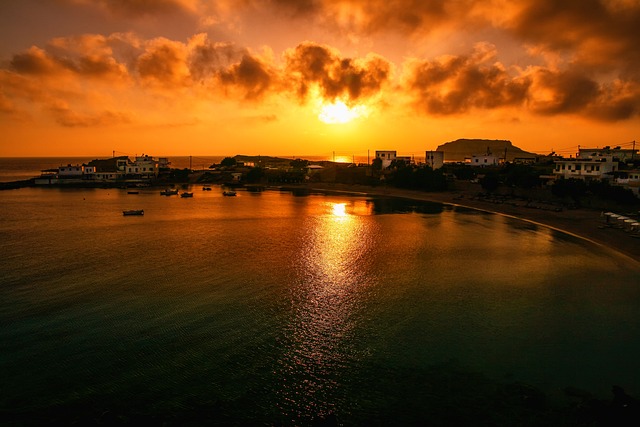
[276,201,375,422]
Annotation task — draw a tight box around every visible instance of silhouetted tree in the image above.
[479,173,500,193]
[290,158,309,169]
[245,167,265,183]
[552,178,587,206]
[502,164,541,189]
[371,157,383,172]
[220,157,237,167]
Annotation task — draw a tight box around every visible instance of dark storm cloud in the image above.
[284,42,391,104]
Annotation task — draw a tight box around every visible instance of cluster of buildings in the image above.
[35,155,170,185]
[36,145,639,197]
[375,149,507,169]
[376,145,640,196]
[551,146,639,195]
[375,150,446,169]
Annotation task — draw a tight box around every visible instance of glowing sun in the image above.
[318,100,367,124]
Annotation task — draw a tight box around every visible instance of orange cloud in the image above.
[48,100,131,127]
[504,0,640,71]
[284,42,392,105]
[10,35,129,82]
[527,68,640,120]
[2,29,639,129]
[403,45,640,121]
[136,38,192,88]
[404,45,530,115]
[63,0,199,17]
[219,54,276,100]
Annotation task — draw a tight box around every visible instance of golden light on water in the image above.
[332,203,347,217]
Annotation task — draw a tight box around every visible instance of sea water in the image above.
[1,186,639,424]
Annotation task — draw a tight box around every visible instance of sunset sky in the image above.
[1,0,639,158]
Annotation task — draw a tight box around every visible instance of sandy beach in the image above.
[306,183,640,263]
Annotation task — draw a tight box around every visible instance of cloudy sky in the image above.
[1,0,639,157]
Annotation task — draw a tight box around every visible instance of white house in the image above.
[375,150,396,168]
[469,153,500,166]
[58,164,84,178]
[553,156,618,181]
[127,154,159,178]
[578,146,637,162]
[615,170,640,196]
[425,151,444,169]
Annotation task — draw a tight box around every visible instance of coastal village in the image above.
[28,141,640,200]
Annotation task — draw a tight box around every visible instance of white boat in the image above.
[123,209,144,216]
[160,189,179,196]
[181,192,193,198]
[223,190,237,196]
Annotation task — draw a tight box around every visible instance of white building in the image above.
[469,153,500,167]
[578,146,637,162]
[553,156,618,181]
[127,154,159,179]
[615,170,640,196]
[375,150,397,168]
[58,164,84,178]
[425,151,444,169]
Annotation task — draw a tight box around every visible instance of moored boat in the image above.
[160,189,179,196]
[222,190,237,196]
[123,209,144,216]
[181,192,193,198]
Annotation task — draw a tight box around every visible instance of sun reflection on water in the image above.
[275,200,377,422]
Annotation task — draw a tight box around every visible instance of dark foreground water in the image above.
[1,187,639,425]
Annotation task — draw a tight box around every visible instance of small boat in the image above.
[202,186,212,191]
[223,190,237,196]
[123,209,144,216]
[181,192,193,198]
[160,189,179,196]
[127,191,139,195]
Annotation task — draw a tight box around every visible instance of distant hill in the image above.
[435,139,537,162]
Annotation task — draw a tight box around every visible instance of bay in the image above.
[1,185,639,425]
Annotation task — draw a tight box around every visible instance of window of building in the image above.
[575,165,581,171]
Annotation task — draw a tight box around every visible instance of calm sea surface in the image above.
[1,184,640,424]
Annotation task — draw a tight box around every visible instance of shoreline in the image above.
[304,183,640,264]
